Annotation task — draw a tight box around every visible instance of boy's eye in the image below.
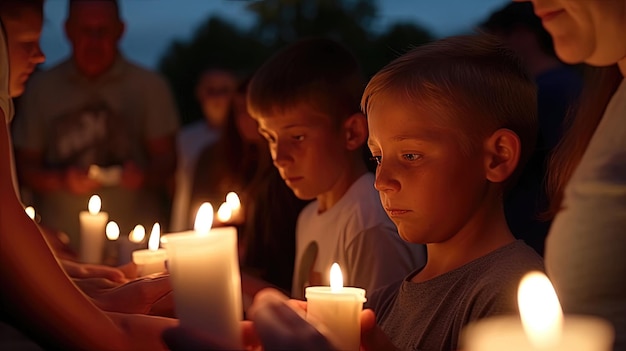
[402,154,422,161]
[369,156,382,166]
[292,135,305,141]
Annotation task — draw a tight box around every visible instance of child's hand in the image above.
[90,274,173,314]
[360,309,399,351]
[248,288,335,351]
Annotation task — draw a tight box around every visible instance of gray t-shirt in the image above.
[366,240,544,351]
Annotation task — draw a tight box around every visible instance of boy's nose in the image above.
[272,141,293,168]
[374,163,400,193]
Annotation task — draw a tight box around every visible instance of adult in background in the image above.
[170,67,237,231]
[524,0,626,349]
[12,0,180,251]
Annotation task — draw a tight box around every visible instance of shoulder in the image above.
[464,241,544,316]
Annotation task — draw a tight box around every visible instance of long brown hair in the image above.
[544,64,623,218]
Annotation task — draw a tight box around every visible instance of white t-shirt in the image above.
[546,78,626,350]
[291,172,426,299]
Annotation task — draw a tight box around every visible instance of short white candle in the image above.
[163,202,243,349]
[79,195,109,264]
[463,271,614,351]
[132,223,167,276]
[305,263,367,351]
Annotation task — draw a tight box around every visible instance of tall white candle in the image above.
[305,263,367,351]
[79,195,109,264]
[132,223,167,276]
[163,202,243,349]
[463,271,614,351]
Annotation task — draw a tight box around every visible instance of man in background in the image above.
[12,0,180,252]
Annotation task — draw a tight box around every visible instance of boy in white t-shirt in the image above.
[247,37,426,299]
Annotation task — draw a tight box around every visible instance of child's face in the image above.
[367,98,488,244]
[3,8,45,97]
[257,105,348,200]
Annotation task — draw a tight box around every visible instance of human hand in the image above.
[65,167,101,194]
[360,308,398,351]
[247,288,335,351]
[90,274,173,314]
[62,260,127,283]
[120,161,145,190]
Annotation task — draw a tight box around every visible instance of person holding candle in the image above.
[0,1,178,349]
[355,34,545,351]
[524,0,626,349]
[11,0,180,250]
[247,37,427,300]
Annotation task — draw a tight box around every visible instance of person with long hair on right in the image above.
[527,0,626,349]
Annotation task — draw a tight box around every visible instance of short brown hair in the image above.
[362,34,537,189]
[248,37,364,125]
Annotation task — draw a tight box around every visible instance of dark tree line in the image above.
[158,0,432,125]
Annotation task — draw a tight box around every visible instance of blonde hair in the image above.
[362,34,537,188]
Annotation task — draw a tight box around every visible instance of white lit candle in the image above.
[305,263,367,351]
[463,271,614,351]
[162,202,243,349]
[132,223,168,276]
[225,191,241,219]
[78,195,109,264]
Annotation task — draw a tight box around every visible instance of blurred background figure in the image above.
[190,77,309,293]
[481,1,583,255]
[12,0,180,251]
[170,67,237,231]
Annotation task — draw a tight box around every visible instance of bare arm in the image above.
[1,118,174,350]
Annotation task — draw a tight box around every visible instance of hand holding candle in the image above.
[305,263,366,351]
[463,271,614,351]
[163,202,243,349]
[79,195,109,264]
[132,223,167,276]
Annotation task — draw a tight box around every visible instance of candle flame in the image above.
[225,192,241,210]
[217,202,233,222]
[330,263,343,292]
[518,271,563,349]
[88,195,101,215]
[194,202,213,236]
[148,222,160,251]
[106,221,120,240]
[129,224,145,243]
[25,206,35,220]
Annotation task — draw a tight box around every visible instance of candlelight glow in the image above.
[518,271,564,349]
[225,192,241,210]
[105,221,119,240]
[148,223,161,251]
[129,224,146,243]
[330,263,343,292]
[88,195,101,215]
[217,202,233,222]
[194,202,214,236]
[25,206,35,220]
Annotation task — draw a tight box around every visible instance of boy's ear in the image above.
[483,128,521,183]
[343,112,368,151]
